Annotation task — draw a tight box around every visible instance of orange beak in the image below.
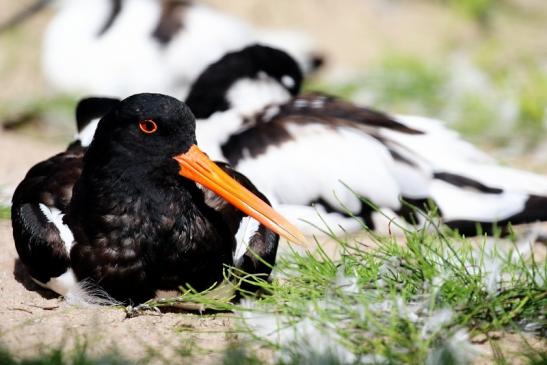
[174,145,307,245]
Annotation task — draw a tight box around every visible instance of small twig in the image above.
[27,303,59,310]
[124,303,162,319]
[7,306,33,314]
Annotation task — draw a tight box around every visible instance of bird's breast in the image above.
[68,181,233,302]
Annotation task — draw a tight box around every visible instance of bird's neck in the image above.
[225,76,292,117]
[193,78,291,161]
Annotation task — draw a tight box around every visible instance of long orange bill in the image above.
[174,145,307,245]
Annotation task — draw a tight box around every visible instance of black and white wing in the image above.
[11,148,83,298]
[220,93,547,235]
[383,114,547,235]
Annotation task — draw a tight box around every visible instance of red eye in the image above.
[139,119,157,134]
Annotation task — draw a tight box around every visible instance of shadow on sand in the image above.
[13,258,58,300]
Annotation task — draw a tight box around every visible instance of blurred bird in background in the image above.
[1,0,324,98]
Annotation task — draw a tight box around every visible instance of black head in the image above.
[245,45,303,95]
[79,93,306,246]
[85,93,196,168]
[186,44,303,119]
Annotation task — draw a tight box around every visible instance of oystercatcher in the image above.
[2,0,323,98]
[181,45,547,236]
[11,93,305,305]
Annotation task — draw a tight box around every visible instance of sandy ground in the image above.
[0,227,232,363]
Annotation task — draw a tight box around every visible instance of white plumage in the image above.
[234,217,261,266]
[233,123,403,211]
[207,110,547,234]
[40,0,322,98]
[60,42,546,236]
[38,203,74,254]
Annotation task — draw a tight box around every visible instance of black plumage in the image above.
[12,148,83,284]
[11,93,297,304]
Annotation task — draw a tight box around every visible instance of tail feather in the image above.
[430,173,547,235]
[437,163,547,196]
[445,194,547,235]
[382,115,547,234]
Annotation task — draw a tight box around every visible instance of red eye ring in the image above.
[139,119,157,134]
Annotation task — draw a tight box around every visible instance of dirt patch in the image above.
[0,219,235,363]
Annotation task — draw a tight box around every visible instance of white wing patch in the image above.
[234,123,403,213]
[431,181,528,222]
[76,117,100,147]
[387,114,547,195]
[234,217,260,266]
[196,110,246,161]
[226,77,292,117]
[39,203,74,254]
[276,204,363,235]
[389,115,494,165]
[229,116,547,234]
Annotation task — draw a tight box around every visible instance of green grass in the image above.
[141,211,545,364]
[0,344,131,365]
[231,233,544,363]
[0,205,10,220]
[438,0,503,26]
[0,195,544,364]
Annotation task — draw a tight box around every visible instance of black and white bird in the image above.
[178,45,547,236]
[11,93,304,305]
[3,0,323,98]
